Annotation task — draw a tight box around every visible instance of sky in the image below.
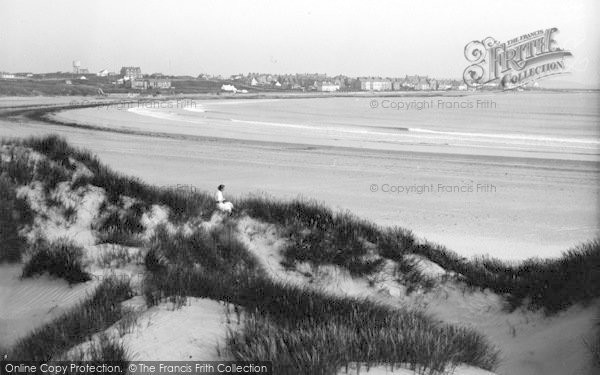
[1,0,599,87]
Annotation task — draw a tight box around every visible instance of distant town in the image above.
[0,60,506,96]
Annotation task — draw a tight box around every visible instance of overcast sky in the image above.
[1,0,598,86]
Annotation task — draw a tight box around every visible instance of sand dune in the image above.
[236,215,599,375]
[0,265,98,348]
[64,297,235,362]
[119,298,235,361]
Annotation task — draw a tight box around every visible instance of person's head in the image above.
[218,184,225,191]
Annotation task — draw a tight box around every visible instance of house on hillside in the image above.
[130,79,147,90]
[148,78,171,89]
[120,66,142,80]
[128,77,171,90]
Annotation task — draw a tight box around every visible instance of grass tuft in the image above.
[0,174,33,262]
[22,238,91,284]
[95,203,146,247]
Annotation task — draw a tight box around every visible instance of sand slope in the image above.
[119,297,235,361]
[0,264,98,348]
[63,297,236,361]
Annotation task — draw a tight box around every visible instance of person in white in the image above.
[216,184,234,214]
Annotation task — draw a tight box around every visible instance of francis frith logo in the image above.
[463,27,572,89]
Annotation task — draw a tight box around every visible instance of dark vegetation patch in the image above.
[95,202,146,247]
[22,238,91,284]
[0,174,33,262]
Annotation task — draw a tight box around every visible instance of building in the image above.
[316,81,340,92]
[97,69,109,77]
[428,79,438,90]
[128,78,171,90]
[147,78,171,89]
[333,77,347,90]
[392,80,403,91]
[256,75,269,85]
[130,79,147,90]
[414,77,430,90]
[0,72,15,79]
[436,80,453,90]
[120,66,142,80]
[401,75,420,89]
[360,78,392,91]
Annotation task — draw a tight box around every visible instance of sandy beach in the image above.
[1,92,597,259]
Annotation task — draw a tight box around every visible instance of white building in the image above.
[360,79,391,91]
[316,81,340,92]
